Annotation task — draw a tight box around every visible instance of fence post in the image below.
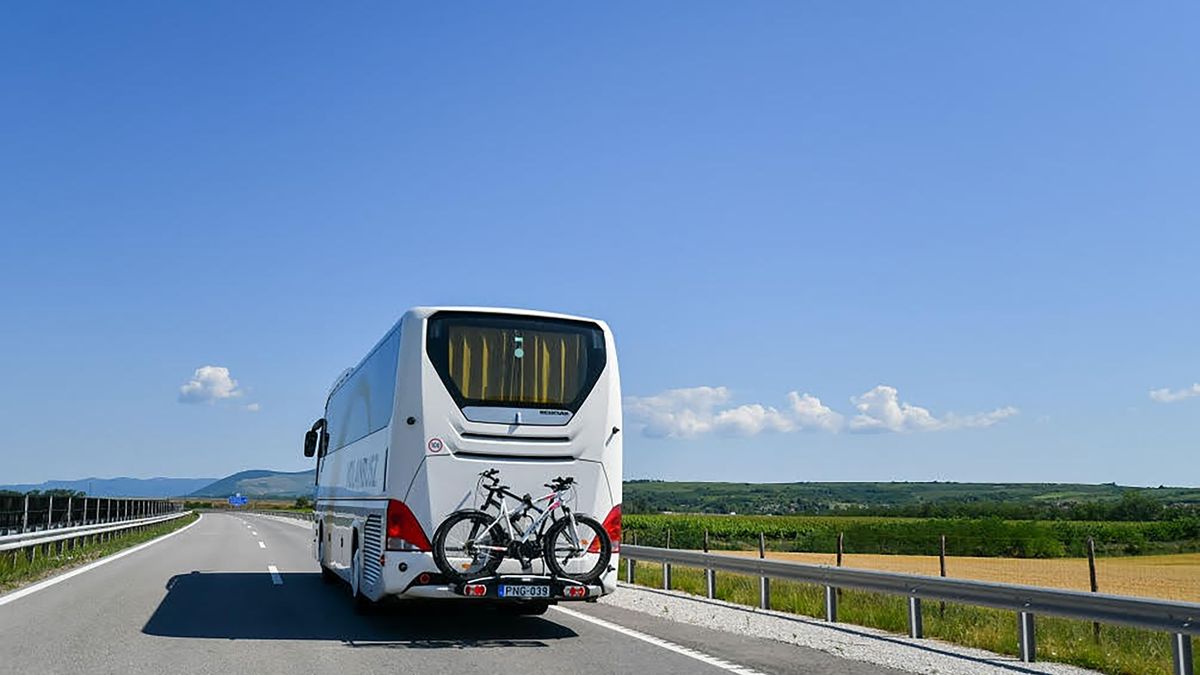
[1171,633,1193,675]
[22,495,29,533]
[47,495,54,529]
[1017,611,1036,662]
[66,497,73,527]
[663,529,672,590]
[758,532,770,609]
[907,597,923,638]
[1087,537,1100,643]
[836,531,844,567]
[704,529,716,599]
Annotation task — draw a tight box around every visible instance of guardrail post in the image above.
[663,530,672,590]
[67,497,73,527]
[627,532,637,584]
[704,529,716,599]
[907,597,923,638]
[1171,633,1193,675]
[47,496,54,529]
[1087,537,1101,643]
[758,532,770,609]
[22,495,29,533]
[824,584,838,622]
[1017,611,1036,662]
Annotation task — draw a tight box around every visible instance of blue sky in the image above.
[2,3,1197,486]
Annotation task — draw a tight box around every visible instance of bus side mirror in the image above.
[303,431,318,458]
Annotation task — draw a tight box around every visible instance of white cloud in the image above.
[787,392,844,432]
[623,386,730,438]
[625,384,1016,438]
[178,366,244,404]
[713,404,795,435]
[1149,383,1200,403]
[244,402,261,412]
[849,385,1018,433]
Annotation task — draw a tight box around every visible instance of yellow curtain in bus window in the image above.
[447,325,585,405]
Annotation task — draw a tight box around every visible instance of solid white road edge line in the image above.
[0,513,202,608]
[551,606,767,675]
[268,565,282,585]
[258,541,266,549]
[251,531,258,536]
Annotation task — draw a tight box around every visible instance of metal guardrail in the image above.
[0,511,192,554]
[241,510,313,522]
[623,544,1199,675]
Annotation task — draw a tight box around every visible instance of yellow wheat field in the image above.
[716,550,1200,603]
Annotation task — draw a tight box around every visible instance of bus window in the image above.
[427,312,605,412]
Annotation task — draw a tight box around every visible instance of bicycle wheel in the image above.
[542,513,611,583]
[433,510,508,583]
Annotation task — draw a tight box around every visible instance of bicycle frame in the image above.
[478,485,577,547]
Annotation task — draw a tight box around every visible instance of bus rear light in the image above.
[590,504,621,553]
[386,499,432,552]
[463,584,487,597]
[417,573,431,585]
[564,585,588,598]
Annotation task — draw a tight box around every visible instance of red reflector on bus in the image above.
[564,585,587,598]
[464,584,487,597]
[386,499,432,552]
[417,573,431,585]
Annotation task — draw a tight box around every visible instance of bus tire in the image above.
[350,532,375,613]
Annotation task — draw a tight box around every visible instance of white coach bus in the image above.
[303,306,622,613]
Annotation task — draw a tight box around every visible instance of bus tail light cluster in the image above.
[564,585,588,598]
[387,499,432,552]
[589,504,621,553]
[463,584,487,597]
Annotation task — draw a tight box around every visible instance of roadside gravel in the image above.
[600,583,1100,675]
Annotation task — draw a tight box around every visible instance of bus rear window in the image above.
[426,312,606,411]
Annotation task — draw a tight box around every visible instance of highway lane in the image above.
[0,512,902,675]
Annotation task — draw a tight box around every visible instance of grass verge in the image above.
[619,559,1197,675]
[0,512,199,595]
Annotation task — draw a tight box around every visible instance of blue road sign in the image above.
[228,495,248,507]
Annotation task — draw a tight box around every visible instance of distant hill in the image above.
[0,476,218,498]
[189,469,315,498]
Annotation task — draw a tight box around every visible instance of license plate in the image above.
[498,584,550,598]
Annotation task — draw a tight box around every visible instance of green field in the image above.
[624,513,1200,557]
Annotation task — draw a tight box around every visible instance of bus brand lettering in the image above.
[539,410,569,416]
[346,454,380,489]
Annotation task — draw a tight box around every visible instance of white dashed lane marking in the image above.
[268,565,282,585]
[258,541,266,549]
[552,606,767,675]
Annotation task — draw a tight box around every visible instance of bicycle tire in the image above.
[432,509,508,583]
[542,513,611,583]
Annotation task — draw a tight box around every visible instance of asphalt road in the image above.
[0,512,903,675]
